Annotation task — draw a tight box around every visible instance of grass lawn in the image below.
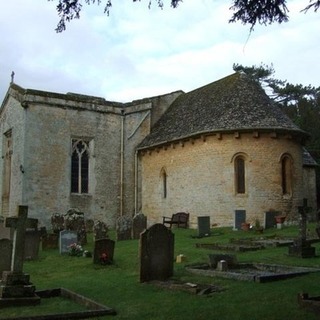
[1,224,320,320]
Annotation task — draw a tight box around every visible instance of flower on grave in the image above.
[68,243,84,257]
[100,252,110,265]
[83,250,92,258]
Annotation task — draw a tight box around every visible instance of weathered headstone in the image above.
[0,239,12,276]
[85,219,94,233]
[64,209,87,245]
[24,229,41,260]
[93,239,115,265]
[116,215,132,241]
[288,198,316,258]
[51,212,64,234]
[59,230,78,254]
[132,213,147,240]
[0,206,40,306]
[139,223,174,283]
[42,233,59,250]
[93,220,109,240]
[198,216,211,237]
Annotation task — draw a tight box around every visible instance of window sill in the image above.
[70,193,92,197]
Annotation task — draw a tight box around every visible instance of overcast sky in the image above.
[0,0,319,103]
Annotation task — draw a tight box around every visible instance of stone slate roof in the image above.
[138,72,308,149]
[303,148,318,167]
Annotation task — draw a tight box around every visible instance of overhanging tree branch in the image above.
[49,0,320,33]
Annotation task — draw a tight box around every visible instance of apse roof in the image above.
[138,72,308,149]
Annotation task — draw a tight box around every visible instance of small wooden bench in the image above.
[162,212,189,229]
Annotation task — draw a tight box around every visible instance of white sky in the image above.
[0,0,319,103]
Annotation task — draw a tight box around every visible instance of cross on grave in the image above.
[0,206,40,306]
[297,198,312,245]
[288,198,316,258]
[5,206,38,273]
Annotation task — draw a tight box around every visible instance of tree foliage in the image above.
[49,0,320,32]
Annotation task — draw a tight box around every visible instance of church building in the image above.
[0,72,317,228]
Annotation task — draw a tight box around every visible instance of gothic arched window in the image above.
[71,139,90,194]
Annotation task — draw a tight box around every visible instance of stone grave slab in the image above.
[0,238,12,276]
[93,238,115,265]
[139,223,174,282]
[59,230,78,255]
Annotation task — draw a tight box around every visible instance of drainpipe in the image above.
[120,109,125,217]
[134,150,138,216]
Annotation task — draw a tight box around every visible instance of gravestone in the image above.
[0,206,40,306]
[116,215,132,241]
[198,216,211,237]
[93,239,115,265]
[59,230,78,254]
[264,211,280,229]
[208,254,237,268]
[42,233,59,250]
[0,239,12,276]
[93,220,109,240]
[288,198,316,258]
[85,219,94,233]
[51,212,64,234]
[132,213,147,240]
[234,210,246,230]
[139,223,174,283]
[24,229,41,260]
[64,209,87,245]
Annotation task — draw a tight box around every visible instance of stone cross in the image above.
[10,71,15,84]
[5,206,38,273]
[297,198,312,245]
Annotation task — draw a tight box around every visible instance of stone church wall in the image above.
[21,102,122,227]
[0,87,181,227]
[0,96,25,216]
[140,132,310,228]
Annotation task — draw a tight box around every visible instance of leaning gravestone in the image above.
[0,238,12,276]
[132,212,147,240]
[139,223,174,283]
[0,205,40,306]
[93,239,115,265]
[59,230,78,255]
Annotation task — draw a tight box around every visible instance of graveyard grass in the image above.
[1,224,320,320]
